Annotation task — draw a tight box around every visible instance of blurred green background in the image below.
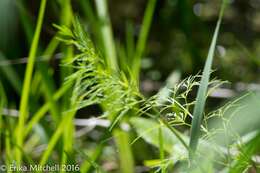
[1,0,260,100]
[0,0,260,172]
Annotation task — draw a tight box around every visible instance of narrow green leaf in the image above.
[189,0,227,156]
[0,81,6,153]
[132,0,157,81]
[15,0,47,163]
[0,52,22,93]
[114,130,135,173]
[25,81,72,136]
[95,0,118,71]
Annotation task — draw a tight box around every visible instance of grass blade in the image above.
[114,130,135,173]
[0,81,6,153]
[15,0,47,163]
[0,52,22,93]
[189,0,227,156]
[25,81,72,136]
[132,0,157,81]
[95,0,118,71]
[16,1,34,44]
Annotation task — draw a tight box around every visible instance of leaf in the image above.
[132,0,157,80]
[16,0,47,163]
[130,117,188,163]
[189,0,228,155]
[0,52,22,93]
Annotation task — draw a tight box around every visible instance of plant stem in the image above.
[132,0,157,82]
[94,1,134,173]
[25,81,72,137]
[114,130,135,173]
[159,120,166,173]
[15,0,47,163]
[95,0,118,71]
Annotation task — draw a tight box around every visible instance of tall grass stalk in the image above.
[189,0,227,157]
[132,0,157,82]
[114,130,135,173]
[94,1,136,172]
[58,0,74,166]
[5,130,11,173]
[0,81,5,156]
[126,22,135,61]
[16,1,34,44]
[0,52,22,93]
[25,81,72,136]
[15,0,47,163]
[39,119,65,165]
[0,83,11,170]
[95,0,118,71]
[40,77,79,165]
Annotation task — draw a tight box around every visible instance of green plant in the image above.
[189,0,228,156]
[0,0,259,172]
[16,0,47,163]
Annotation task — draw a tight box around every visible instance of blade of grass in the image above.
[0,81,6,158]
[15,1,34,44]
[61,80,77,168]
[94,0,118,71]
[114,129,135,173]
[16,0,47,163]
[40,76,79,166]
[32,0,73,124]
[81,134,110,173]
[39,118,65,165]
[126,21,135,61]
[80,0,102,49]
[58,0,75,167]
[5,130,12,173]
[132,0,157,82]
[25,81,72,136]
[189,0,227,157]
[16,0,73,166]
[37,62,60,122]
[0,52,22,93]
[94,2,135,172]
[76,149,103,173]
[39,100,76,166]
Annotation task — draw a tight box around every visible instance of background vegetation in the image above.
[0,0,259,172]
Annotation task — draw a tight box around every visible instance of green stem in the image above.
[25,82,72,137]
[95,0,118,71]
[160,117,189,151]
[94,1,134,172]
[159,120,166,173]
[16,0,47,163]
[114,130,135,173]
[132,0,157,82]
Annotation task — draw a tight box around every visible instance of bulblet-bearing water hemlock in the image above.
[1,0,260,172]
